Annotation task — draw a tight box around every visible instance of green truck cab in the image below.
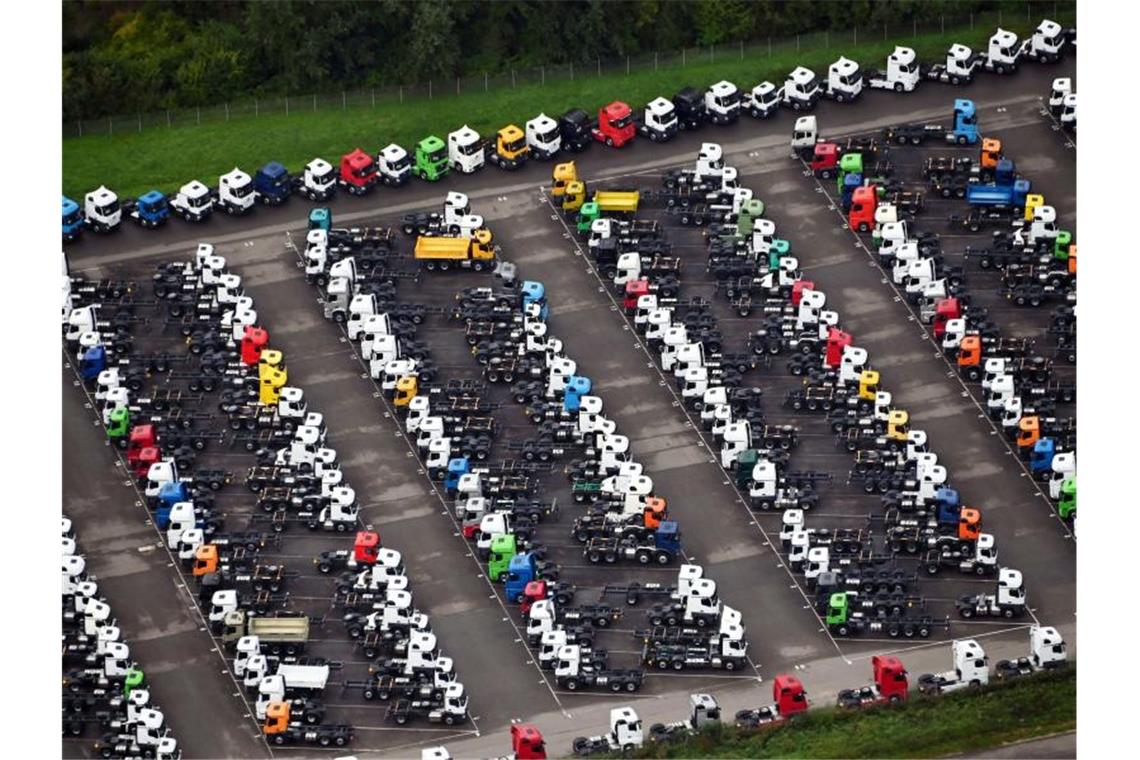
[488,534,518,582]
[413,136,449,181]
[1058,477,1076,520]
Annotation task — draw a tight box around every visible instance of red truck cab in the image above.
[521,580,547,615]
[848,185,877,232]
[511,723,547,759]
[241,326,269,366]
[873,655,909,701]
[127,425,159,478]
[340,148,379,195]
[932,298,960,339]
[774,673,809,717]
[593,101,636,148]
[354,530,381,564]
[825,328,852,368]
[791,279,815,306]
[811,142,839,178]
[624,278,650,314]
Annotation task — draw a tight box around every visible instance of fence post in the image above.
[913,19,917,38]
[655,51,658,71]
[970,13,973,29]
[683,48,686,67]
[429,80,432,100]
[313,94,316,111]
[254,100,258,117]
[109,116,113,135]
[225,103,229,121]
[541,66,545,85]
[999,9,1002,24]
[1028,3,1031,21]
[512,69,516,88]
[456,77,460,96]
[196,107,200,125]
[740,40,744,60]
[167,109,172,127]
[825,30,828,48]
[399,87,403,103]
[597,57,600,76]
[797,34,800,51]
[78,120,82,137]
[371,89,375,108]
[768,37,771,56]
[570,61,574,80]
[285,97,289,116]
[626,55,630,75]
[343,91,346,109]
[711,45,714,62]
[942,16,945,35]
[485,72,489,92]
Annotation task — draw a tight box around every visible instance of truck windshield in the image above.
[63,208,82,225]
[803,77,820,94]
[143,197,168,213]
[538,128,559,143]
[838,73,859,86]
[658,111,677,127]
[97,200,120,215]
[232,182,253,197]
[189,192,211,208]
[429,149,446,163]
[390,155,410,170]
[612,114,633,129]
[461,141,484,156]
[503,137,526,152]
[897,63,915,74]
[313,167,334,183]
[353,161,376,178]
[718,92,741,107]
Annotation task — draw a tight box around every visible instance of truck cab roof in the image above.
[63,196,80,215]
[449,125,480,146]
[86,185,117,204]
[889,46,916,66]
[258,161,288,179]
[381,143,408,161]
[673,87,702,108]
[787,66,817,86]
[948,43,973,59]
[561,108,589,126]
[829,57,860,77]
[646,97,674,116]
[708,80,738,97]
[221,167,252,187]
[418,135,445,152]
[139,190,166,205]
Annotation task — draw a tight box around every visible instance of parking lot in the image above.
[63,58,1075,757]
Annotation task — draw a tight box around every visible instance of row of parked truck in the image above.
[61,19,1072,243]
[63,517,181,759]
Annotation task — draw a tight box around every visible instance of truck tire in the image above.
[395,713,408,725]
[894,83,904,93]
[605,137,614,147]
[950,76,961,85]
[566,679,580,691]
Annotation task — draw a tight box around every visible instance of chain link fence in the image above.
[64,3,1071,140]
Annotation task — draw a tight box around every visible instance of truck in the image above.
[917,639,989,695]
[252,161,293,205]
[744,81,779,119]
[84,185,122,232]
[982,28,1022,74]
[824,57,863,102]
[867,46,919,92]
[735,674,809,728]
[378,144,412,185]
[488,124,530,170]
[994,625,1068,680]
[448,125,485,174]
[640,632,748,671]
[413,136,449,181]
[882,98,979,145]
[560,108,593,152]
[583,521,680,565]
[647,694,721,743]
[966,177,1031,211]
[526,113,562,159]
[826,593,941,638]
[572,707,643,756]
[170,180,214,222]
[705,80,742,123]
[955,567,1026,619]
[339,149,379,195]
[63,196,84,242]
[837,656,909,708]
[414,231,497,272]
[222,612,310,654]
[924,43,981,85]
[1021,19,1066,63]
[556,645,643,693]
[592,101,636,148]
[216,168,257,215]
[671,87,706,130]
[263,702,353,747]
[126,190,170,229]
[780,67,821,110]
[637,97,679,142]
[297,157,337,200]
[387,682,468,725]
[254,665,331,719]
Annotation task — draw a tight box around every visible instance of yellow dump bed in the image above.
[415,236,472,260]
[594,190,639,213]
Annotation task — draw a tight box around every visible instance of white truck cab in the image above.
[705,80,741,123]
[84,185,122,232]
[172,180,214,222]
[448,125,485,174]
[526,113,562,159]
[301,157,336,200]
[217,168,256,214]
[379,144,412,185]
[825,56,863,102]
[745,81,778,118]
[781,67,821,110]
[985,28,1022,73]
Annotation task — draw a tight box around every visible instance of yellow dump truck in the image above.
[551,161,579,197]
[414,229,497,272]
[562,180,640,214]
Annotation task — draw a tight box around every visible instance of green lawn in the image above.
[62,13,1073,199]
[622,667,1076,759]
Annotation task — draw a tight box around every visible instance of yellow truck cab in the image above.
[414,230,497,272]
[394,376,418,407]
[551,161,578,197]
[490,125,529,170]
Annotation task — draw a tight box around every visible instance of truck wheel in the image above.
[395,714,408,725]
[605,137,614,147]
[957,135,968,145]
[836,624,849,636]
[273,735,286,745]
[445,714,456,726]
[950,76,961,85]
[894,83,904,93]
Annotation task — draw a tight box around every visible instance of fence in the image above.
[63,3,1072,140]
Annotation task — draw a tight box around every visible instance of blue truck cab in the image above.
[154,482,191,528]
[79,345,107,381]
[933,488,961,525]
[132,190,170,229]
[840,172,864,211]
[62,196,84,242]
[654,521,682,559]
[522,280,549,320]
[505,552,538,602]
[255,161,293,205]
[309,207,331,232]
[1029,438,1057,474]
[563,375,592,412]
[444,457,471,494]
[951,98,979,144]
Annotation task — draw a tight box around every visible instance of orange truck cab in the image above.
[848,185,877,232]
[980,138,1003,170]
[1017,416,1041,453]
[957,508,982,541]
[193,544,219,577]
[643,497,668,529]
[956,335,983,379]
